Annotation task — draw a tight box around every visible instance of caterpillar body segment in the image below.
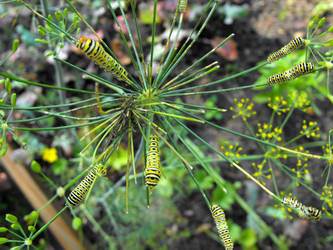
[67,164,107,208]
[179,0,188,13]
[301,206,321,221]
[267,37,305,63]
[144,134,161,193]
[77,37,132,84]
[211,204,234,250]
[282,196,321,221]
[268,62,314,85]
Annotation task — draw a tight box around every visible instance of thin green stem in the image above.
[0,72,93,94]
[111,0,148,89]
[54,57,131,94]
[81,206,114,242]
[149,0,158,89]
[162,34,235,90]
[11,117,110,131]
[168,64,220,91]
[163,62,268,94]
[178,109,327,160]
[18,0,75,41]
[157,2,218,85]
[273,159,322,199]
[31,207,67,240]
[174,117,280,201]
[162,82,268,97]
[153,7,183,87]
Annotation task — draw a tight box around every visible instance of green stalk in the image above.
[168,64,220,91]
[157,2,218,85]
[174,117,280,201]
[104,0,142,86]
[81,206,114,243]
[162,82,268,97]
[153,129,193,171]
[149,0,158,89]
[163,62,219,90]
[165,100,227,112]
[155,5,179,82]
[54,57,131,94]
[99,136,145,200]
[11,117,110,131]
[7,228,25,240]
[1,97,97,110]
[18,0,75,41]
[155,0,215,87]
[0,72,94,94]
[324,129,333,187]
[162,116,284,248]
[133,111,166,133]
[129,0,145,64]
[273,160,322,198]
[31,207,67,240]
[109,0,148,89]
[173,107,327,160]
[268,160,279,195]
[91,122,119,162]
[153,6,183,87]
[148,110,204,123]
[164,62,268,94]
[40,172,57,190]
[37,195,58,213]
[162,34,235,90]
[80,116,119,156]
[66,0,139,91]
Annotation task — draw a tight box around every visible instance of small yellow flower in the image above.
[42,148,58,163]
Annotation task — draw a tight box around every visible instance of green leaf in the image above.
[5,214,17,224]
[229,222,242,242]
[139,4,162,24]
[72,217,82,230]
[51,159,67,175]
[12,39,19,53]
[31,160,41,173]
[10,93,16,107]
[28,226,36,233]
[0,237,8,244]
[240,228,257,248]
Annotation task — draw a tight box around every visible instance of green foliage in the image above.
[204,95,222,120]
[0,1,332,249]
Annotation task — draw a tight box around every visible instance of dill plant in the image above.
[0,0,332,249]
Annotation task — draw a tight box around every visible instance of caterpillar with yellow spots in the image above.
[144,134,161,193]
[211,204,233,249]
[268,62,314,85]
[267,37,305,63]
[67,164,107,207]
[77,37,131,83]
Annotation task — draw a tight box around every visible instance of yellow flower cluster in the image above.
[229,98,256,121]
[42,148,58,163]
[300,120,320,138]
[267,96,290,115]
[287,91,312,112]
[252,161,271,186]
[321,185,333,216]
[220,140,245,166]
[255,123,282,142]
[264,147,288,160]
[322,143,333,165]
[267,91,312,114]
